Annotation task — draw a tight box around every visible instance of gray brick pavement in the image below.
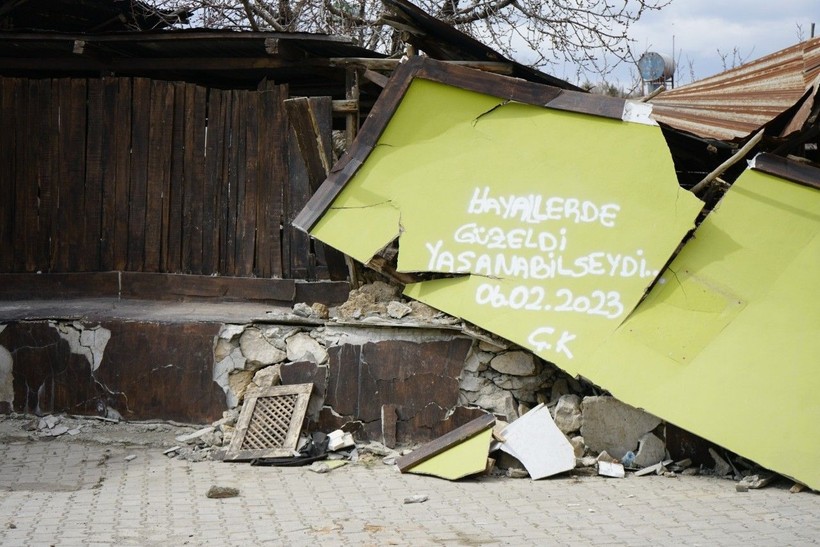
[0,439,817,546]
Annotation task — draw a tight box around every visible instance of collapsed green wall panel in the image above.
[584,169,820,489]
[312,78,702,365]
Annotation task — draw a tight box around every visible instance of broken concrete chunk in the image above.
[633,432,666,468]
[43,415,60,429]
[176,426,216,444]
[489,351,537,376]
[597,461,625,478]
[124,454,137,462]
[240,328,287,365]
[387,301,412,319]
[737,472,778,490]
[48,425,69,437]
[634,459,674,477]
[308,460,347,474]
[709,448,732,477]
[292,302,313,317]
[285,332,328,364]
[570,436,585,458]
[404,494,428,504]
[553,394,582,434]
[251,365,281,390]
[228,370,255,405]
[327,430,355,451]
[500,403,575,480]
[580,396,662,460]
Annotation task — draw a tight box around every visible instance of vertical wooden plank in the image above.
[203,87,225,275]
[112,78,132,271]
[47,79,62,271]
[236,89,257,277]
[55,78,87,272]
[144,80,174,272]
[223,90,240,276]
[254,83,273,278]
[283,95,345,280]
[23,79,41,272]
[84,79,104,272]
[285,121,313,280]
[166,82,186,273]
[99,78,119,271]
[217,89,233,274]
[233,90,250,276]
[128,78,150,272]
[12,78,29,272]
[257,82,287,278]
[9,79,26,272]
[0,79,15,271]
[182,84,206,274]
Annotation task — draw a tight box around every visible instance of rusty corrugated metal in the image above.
[650,37,820,141]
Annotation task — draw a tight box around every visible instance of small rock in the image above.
[403,494,428,504]
[43,415,60,429]
[67,428,81,436]
[383,456,397,466]
[292,302,313,317]
[308,460,347,474]
[681,467,700,476]
[489,351,537,376]
[386,301,412,319]
[709,448,732,477]
[311,303,329,319]
[553,394,582,434]
[124,454,137,462]
[176,426,216,444]
[578,456,598,468]
[597,460,625,478]
[206,486,239,499]
[736,483,749,493]
[506,468,530,479]
[48,425,69,437]
[634,432,666,468]
[570,436,585,458]
[163,446,181,456]
[285,332,328,364]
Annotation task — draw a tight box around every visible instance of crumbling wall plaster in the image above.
[0,342,13,410]
[50,321,111,372]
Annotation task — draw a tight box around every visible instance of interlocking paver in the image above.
[0,432,818,546]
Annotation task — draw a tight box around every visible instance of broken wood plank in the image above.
[396,412,494,473]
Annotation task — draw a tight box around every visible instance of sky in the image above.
[548,0,818,89]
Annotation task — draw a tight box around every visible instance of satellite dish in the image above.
[637,52,675,81]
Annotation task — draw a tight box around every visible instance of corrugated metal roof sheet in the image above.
[650,36,820,141]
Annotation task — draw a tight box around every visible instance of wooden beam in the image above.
[0,57,321,72]
[331,99,359,114]
[328,57,514,75]
[362,69,389,88]
[691,129,764,195]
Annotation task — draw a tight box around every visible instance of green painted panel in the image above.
[586,169,820,489]
[405,428,493,480]
[312,78,702,365]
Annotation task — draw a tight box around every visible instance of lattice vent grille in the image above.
[241,393,298,450]
[223,383,312,461]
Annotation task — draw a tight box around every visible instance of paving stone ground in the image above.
[0,429,818,546]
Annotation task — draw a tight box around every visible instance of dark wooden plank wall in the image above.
[0,76,309,279]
